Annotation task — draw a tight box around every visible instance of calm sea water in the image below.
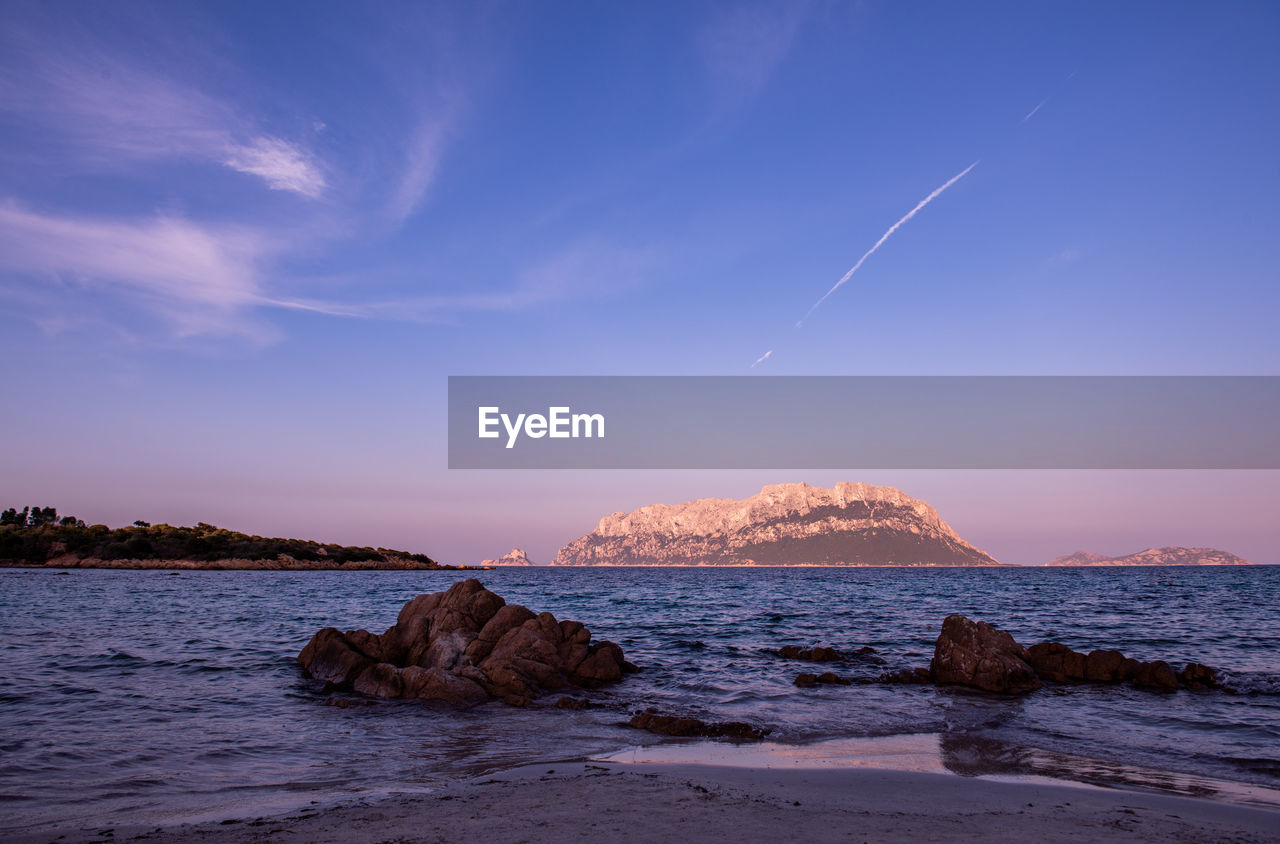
[1,566,1278,834]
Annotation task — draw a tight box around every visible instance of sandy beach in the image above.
[48,759,1269,844]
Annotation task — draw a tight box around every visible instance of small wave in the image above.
[1223,672,1280,696]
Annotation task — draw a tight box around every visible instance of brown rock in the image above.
[353,663,404,698]
[554,696,591,710]
[297,579,631,707]
[878,666,932,685]
[465,604,538,662]
[778,645,843,662]
[627,708,769,740]
[1084,649,1129,683]
[298,627,374,687]
[395,592,442,645]
[1179,662,1220,690]
[930,615,1041,694]
[1026,641,1089,682]
[1132,659,1179,690]
[1028,639,1221,692]
[795,671,852,686]
[401,665,489,707]
[570,642,628,685]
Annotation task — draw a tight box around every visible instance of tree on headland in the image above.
[1,507,66,527]
[0,507,440,567]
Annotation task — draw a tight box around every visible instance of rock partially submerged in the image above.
[626,708,770,740]
[1025,642,1219,690]
[298,579,636,707]
[878,666,932,685]
[931,615,1042,694]
[794,671,851,687]
[923,614,1222,695]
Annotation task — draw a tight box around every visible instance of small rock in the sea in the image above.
[554,696,591,710]
[1179,662,1221,690]
[778,645,843,662]
[794,672,850,687]
[626,707,769,740]
[878,667,932,685]
[297,579,635,707]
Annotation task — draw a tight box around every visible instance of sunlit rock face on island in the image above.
[552,482,1000,567]
[1044,547,1252,566]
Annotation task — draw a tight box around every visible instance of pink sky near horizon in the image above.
[5,465,1277,567]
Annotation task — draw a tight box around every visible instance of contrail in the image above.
[1021,98,1048,123]
[797,160,978,326]
[751,349,773,368]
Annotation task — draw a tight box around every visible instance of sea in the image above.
[2,565,1278,835]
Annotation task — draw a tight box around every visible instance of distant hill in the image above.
[1044,547,1251,567]
[1044,551,1112,566]
[553,482,1002,566]
[0,510,451,570]
[477,548,537,566]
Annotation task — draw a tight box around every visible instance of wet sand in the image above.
[22,757,1277,844]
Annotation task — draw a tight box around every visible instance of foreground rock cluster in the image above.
[298,579,636,706]
[924,614,1222,694]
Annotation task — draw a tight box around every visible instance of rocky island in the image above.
[476,547,537,566]
[1044,547,1252,566]
[552,482,1002,566]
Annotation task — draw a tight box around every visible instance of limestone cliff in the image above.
[478,548,537,567]
[553,482,1000,566]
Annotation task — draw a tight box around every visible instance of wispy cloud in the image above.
[798,161,979,326]
[223,137,326,198]
[1048,247,1081,266]
[751,349,773,368]
[0,31,325,198]
[271,240,658,323]
[0,200,277,338]
[387,117,453,223]
[700,2,809,107]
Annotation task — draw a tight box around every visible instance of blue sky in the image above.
[2,1,1278,564]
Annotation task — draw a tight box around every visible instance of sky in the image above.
[2,1,1278,564]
